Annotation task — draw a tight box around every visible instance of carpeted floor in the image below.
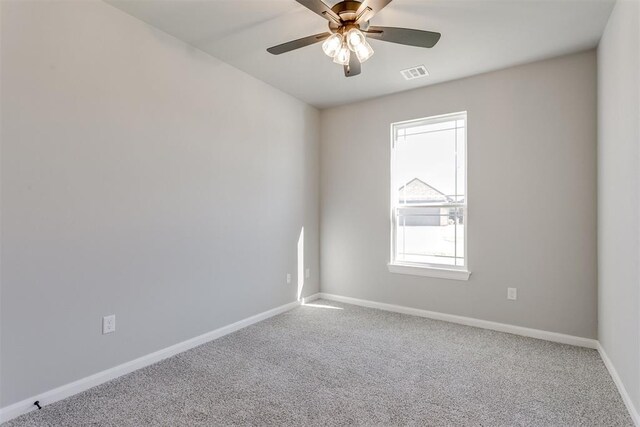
[4,299,632,426]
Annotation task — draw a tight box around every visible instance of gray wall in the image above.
[0,0,320,407]
[320,50,597,339]
[598,0,640,413]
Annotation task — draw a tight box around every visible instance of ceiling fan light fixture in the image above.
[322,33,343,57]
[333,43,351,65]
[266,0,442,78]
[354,40,374,63]
[346,28,366,51]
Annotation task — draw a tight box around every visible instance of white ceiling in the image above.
[105,0,614,108]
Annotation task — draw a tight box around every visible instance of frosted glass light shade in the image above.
[333,44,351,65]
[355,40,374,63]
[346,28,366,51]
[322,33,343,58]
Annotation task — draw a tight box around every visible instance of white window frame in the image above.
[388,111,470,281]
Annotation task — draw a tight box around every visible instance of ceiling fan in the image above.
[266,0,441,77]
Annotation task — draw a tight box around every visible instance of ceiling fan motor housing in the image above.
[328,0,371,32]
[333,1,363,20]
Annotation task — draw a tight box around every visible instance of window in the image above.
[389,112,469,280]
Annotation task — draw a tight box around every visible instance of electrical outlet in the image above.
[286,273,292,284]
[305,268,310,279]
[507,288,517,300]
[102,315,116,334]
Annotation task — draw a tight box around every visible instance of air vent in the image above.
[401,65,429,81]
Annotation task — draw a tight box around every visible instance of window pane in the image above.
[392,113,467,269]
[394,122,465,204]
[455,126,466,204]
[395,207,464,266]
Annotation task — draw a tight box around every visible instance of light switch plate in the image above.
[507,288,517,300]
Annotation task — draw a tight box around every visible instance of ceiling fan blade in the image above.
[267,32,331,55]
[366,26,441,48]
[355,0,393,24]
[296,0,342,25]
[344,55,361,77]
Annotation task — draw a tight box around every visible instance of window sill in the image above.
[387,263,471,281]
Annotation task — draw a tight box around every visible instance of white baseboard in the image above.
[0,294,320,424]
[318,293,598,349]
[5,292,635,425]
[597,343,640,426]
[319,293,640,423]
[301,293,320,304]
